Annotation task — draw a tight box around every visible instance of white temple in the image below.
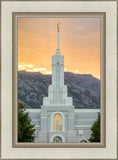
[26,23,100,143]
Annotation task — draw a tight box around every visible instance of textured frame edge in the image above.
[0,0,117,160]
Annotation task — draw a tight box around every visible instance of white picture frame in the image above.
[1,0,117,159]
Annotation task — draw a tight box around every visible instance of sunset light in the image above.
[18,18,100,79]
[18,64,51,74]
[18,64,81,75]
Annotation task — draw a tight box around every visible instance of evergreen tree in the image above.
[89,112,100,142]
[18,103,35,142]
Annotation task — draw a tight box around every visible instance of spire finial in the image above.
[56,22,61,55]
[57,22,60,32]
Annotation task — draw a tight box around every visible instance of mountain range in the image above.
[18,71,100,109]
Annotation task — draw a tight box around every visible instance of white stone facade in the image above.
[26,109,100,143]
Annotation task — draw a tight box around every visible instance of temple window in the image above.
[53,113,62,131]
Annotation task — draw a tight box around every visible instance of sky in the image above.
[18,18,100,79]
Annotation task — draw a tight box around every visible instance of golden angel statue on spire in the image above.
[57,22,60,31]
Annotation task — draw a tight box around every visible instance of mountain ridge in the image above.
[18,71,100,109]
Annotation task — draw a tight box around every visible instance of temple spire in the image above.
[56,22,60,55]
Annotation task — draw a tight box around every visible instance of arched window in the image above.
[53,113,62,131]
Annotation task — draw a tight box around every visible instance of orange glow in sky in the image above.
[18,18,100,79]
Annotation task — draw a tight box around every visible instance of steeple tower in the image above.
[56,22,60,55]
[42,23,73,106]
[41,23,75,135]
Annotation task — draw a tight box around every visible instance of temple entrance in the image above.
[80,140,88,143]
[53,136,63,143]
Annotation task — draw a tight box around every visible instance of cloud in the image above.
[18,64,52,74]
[45,71,52,74]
